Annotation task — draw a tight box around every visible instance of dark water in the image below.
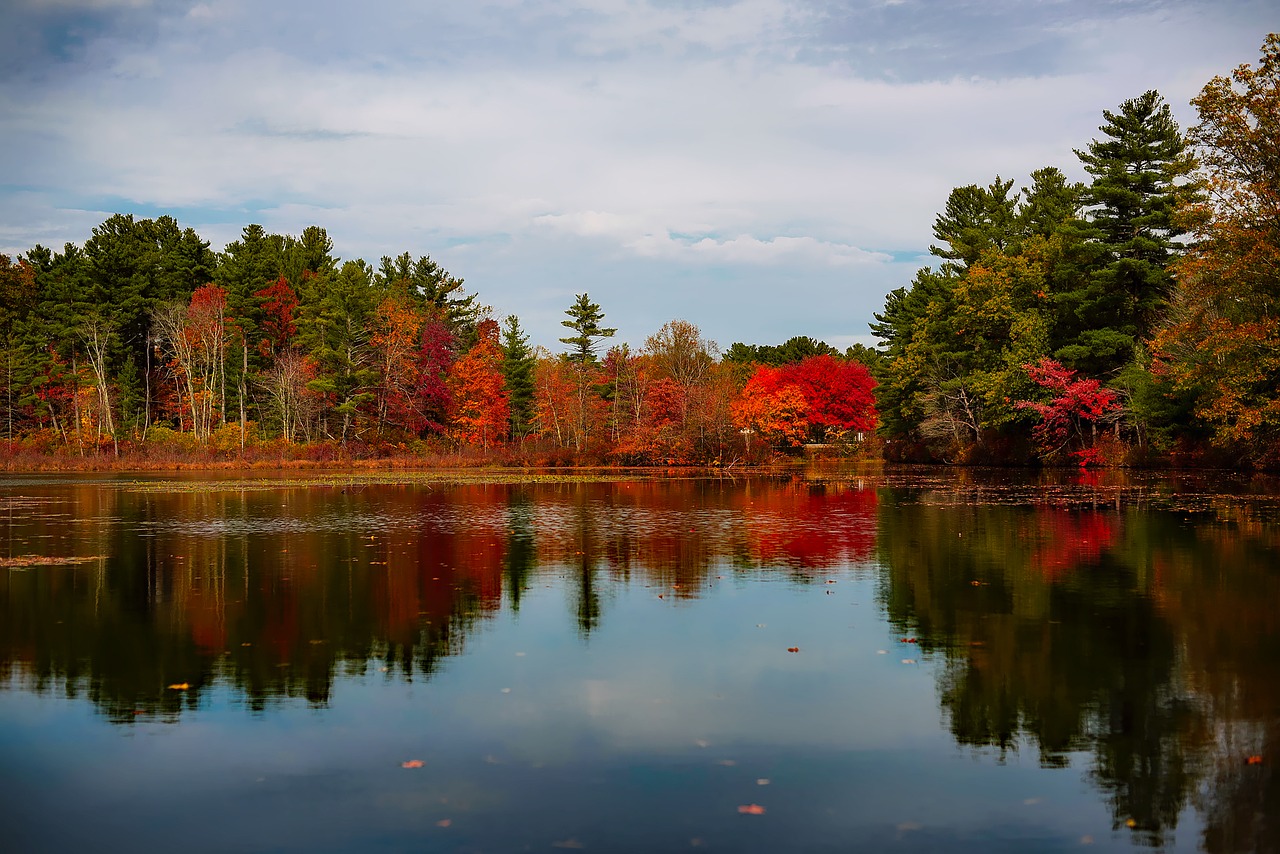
[2,468,1278,853]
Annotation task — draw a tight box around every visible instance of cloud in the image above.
[0,0,1272,350]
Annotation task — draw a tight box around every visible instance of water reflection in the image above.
[1,477,878,720]
[2,470,1278,852]
[875,474,1280,852]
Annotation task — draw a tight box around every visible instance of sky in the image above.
[0,1,1272,354]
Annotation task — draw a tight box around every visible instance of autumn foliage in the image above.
[1016,358,1121,465]
[731,356,877,448]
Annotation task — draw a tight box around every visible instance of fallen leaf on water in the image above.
[1023,798,1041,805]
[1080,835,1095,845]
[401,760,424,769]
[167,683,189,690]
[897,822,922,832]
[1125,819,1137,828]
[716,759,737,766]
[901,659,916,664]
[787,647,800,653]
[1247,755,1263,765]
[737,804,766,815]
[900,637,917,644]
[436,819,451,828]
[756,778,770,786]
[501,688,512,694]
[877,650,887,655]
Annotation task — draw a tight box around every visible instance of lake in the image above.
[2,468,1277,853]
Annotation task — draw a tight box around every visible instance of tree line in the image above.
[0,222,877,465]
[873,34,1280,468]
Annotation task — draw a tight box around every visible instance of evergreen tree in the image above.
[376,252,480,340]
[1061,90,1198,375]
[930,177,1020,269]
[499,315,536,439]
[559,293,616,363]
[296,259,378,443]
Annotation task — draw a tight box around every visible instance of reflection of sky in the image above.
[1,567,1197,853]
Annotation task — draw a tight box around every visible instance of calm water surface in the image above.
[2,468,1278,853]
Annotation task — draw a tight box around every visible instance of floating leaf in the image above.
[737,804,766,815]
[1247,755,1263,765]
[167,683,190,690]
[756,778,770,786]
[436,819,452,828]
[401,760,424,769]
[787,647,800,653]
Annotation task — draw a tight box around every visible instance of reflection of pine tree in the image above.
[505,492,536,613]
[878,492,1210,844]
[571,495,603,637]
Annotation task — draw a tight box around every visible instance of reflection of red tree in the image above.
[742,482,878,569]
[1029,509,1117,580]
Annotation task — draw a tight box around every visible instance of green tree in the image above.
[297,260,379,443]
[1060,91,1198,375]
[499,315,536,439]
[930,177,1020,269]
[559,293,616,364]
[376,252,480,339]
[559,293,615,452]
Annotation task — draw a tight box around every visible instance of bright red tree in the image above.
[1016,357,1121,465]
[780,354,878,440]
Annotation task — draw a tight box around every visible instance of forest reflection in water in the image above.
[1,468,1277,853]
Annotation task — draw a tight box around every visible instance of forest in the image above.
[0,34,1276,470]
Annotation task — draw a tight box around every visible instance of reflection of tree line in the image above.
[0,477,878,716]
[877,490,1280,852]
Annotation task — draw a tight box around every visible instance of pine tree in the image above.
[1062,90,1199,375]
[559,293,616,363]
[499,315,536,439]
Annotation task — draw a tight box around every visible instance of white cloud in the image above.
[0,0,1271,349]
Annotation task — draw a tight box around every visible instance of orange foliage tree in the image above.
[448,319,509,449]
[1154,34,1280,464]
[731,365,810,449]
